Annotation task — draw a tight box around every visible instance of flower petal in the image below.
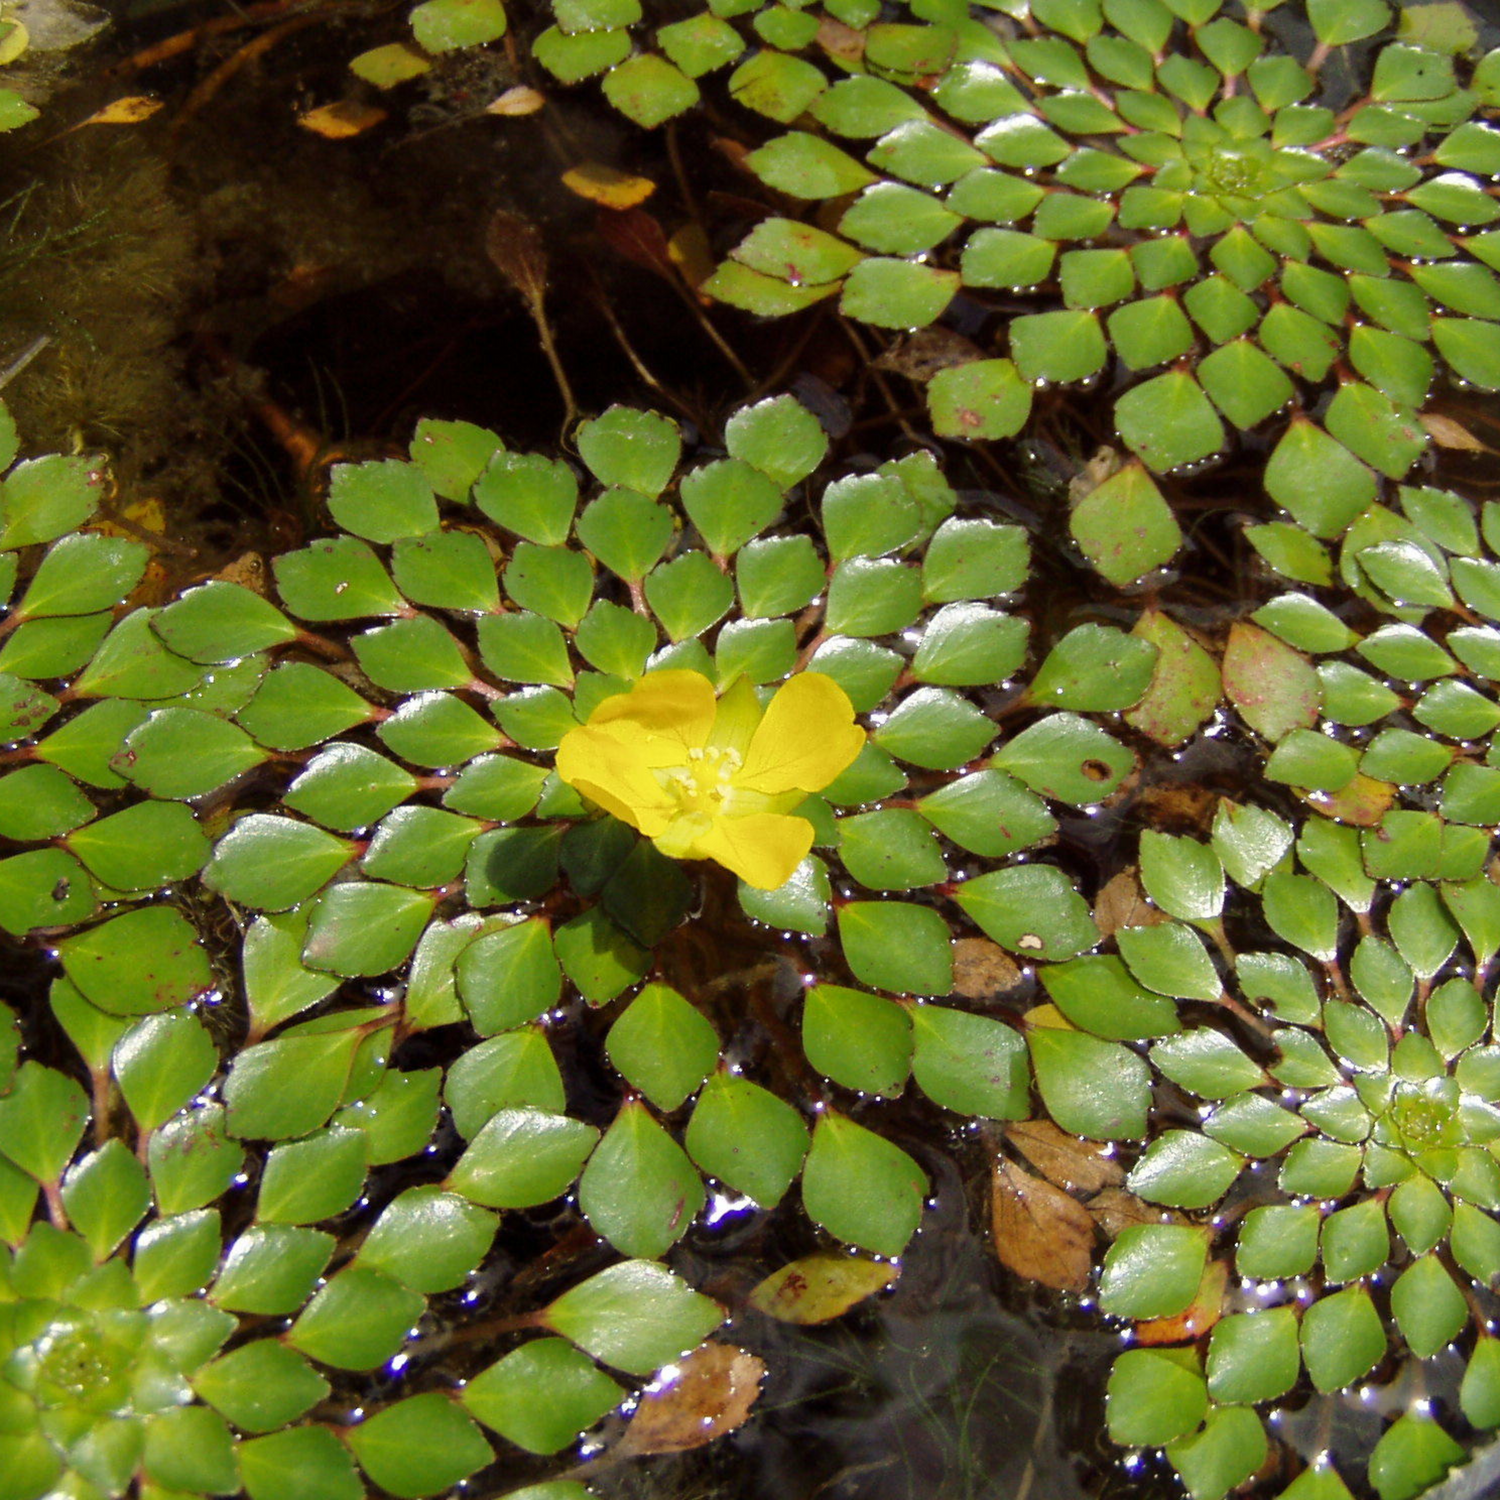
[556,723,677,836]
[737,672,865,795]
[705,675,763,758]
[652,810,714,858]
[676,812,815,891]
[588,670,716,753]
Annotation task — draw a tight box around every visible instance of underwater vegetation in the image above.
[1,0,1500,1498]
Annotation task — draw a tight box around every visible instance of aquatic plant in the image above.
[0,391,1226,1492]
[0,1023,722,1500]
[1085,825,1500,1500]
[531,0,1500,516]
[1058,480,1500,1497]
[0,384,1210,1261]
[343,0,510,93]
[4,163,1500,1487]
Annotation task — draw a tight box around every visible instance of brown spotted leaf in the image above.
[80,95,163,126]
[1305,773,1396,827]
[1125,609,1221,749]
[816,14,866,66]
[748,1253,899,1324]
[1221,621,1319,743]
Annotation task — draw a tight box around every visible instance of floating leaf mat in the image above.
[4,0,1500,1492]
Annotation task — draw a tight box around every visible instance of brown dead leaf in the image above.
[617,1342,765,1457]
[1006,1120,1125,1195]
[951,937,1022,1001]
[485,209,548,307]
[487,85,546,116]
[1087,1186,1175,1239]
[561,161,656,209]
[297,100,386,139]
[269,263,337,312]
[990,1157,1095,1293]
[1093,870,1159,938]
[213,552,270,593]
[79,95,163,126]
[874,327,983,383]
[816,14,866,66]
[1132,781,1218,833]
[597,206,677,282]
[1421,411,1491,453]
[748,1253,898,1324]
[1135,1258,1228,1345]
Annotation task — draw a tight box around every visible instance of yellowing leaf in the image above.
[1023,1002,1072,1030]
[0,20,30,65]
[298,101,387,139]
[91,497,169,603]
[561,161,656,210]
[486,86,546,116]
[349,43,431,88]
[748,1253,898,1324]
[115,497,166,535]
[1421,412,1491,453]
[80,96,163,126]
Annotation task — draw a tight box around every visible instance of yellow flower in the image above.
[555,669,864,890]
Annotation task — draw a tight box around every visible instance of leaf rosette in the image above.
[536,0,1500,489]
[1073,816,1500,1500]
[0,392,1156,1271]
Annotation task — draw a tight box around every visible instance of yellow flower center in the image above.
[660,745,744,815]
